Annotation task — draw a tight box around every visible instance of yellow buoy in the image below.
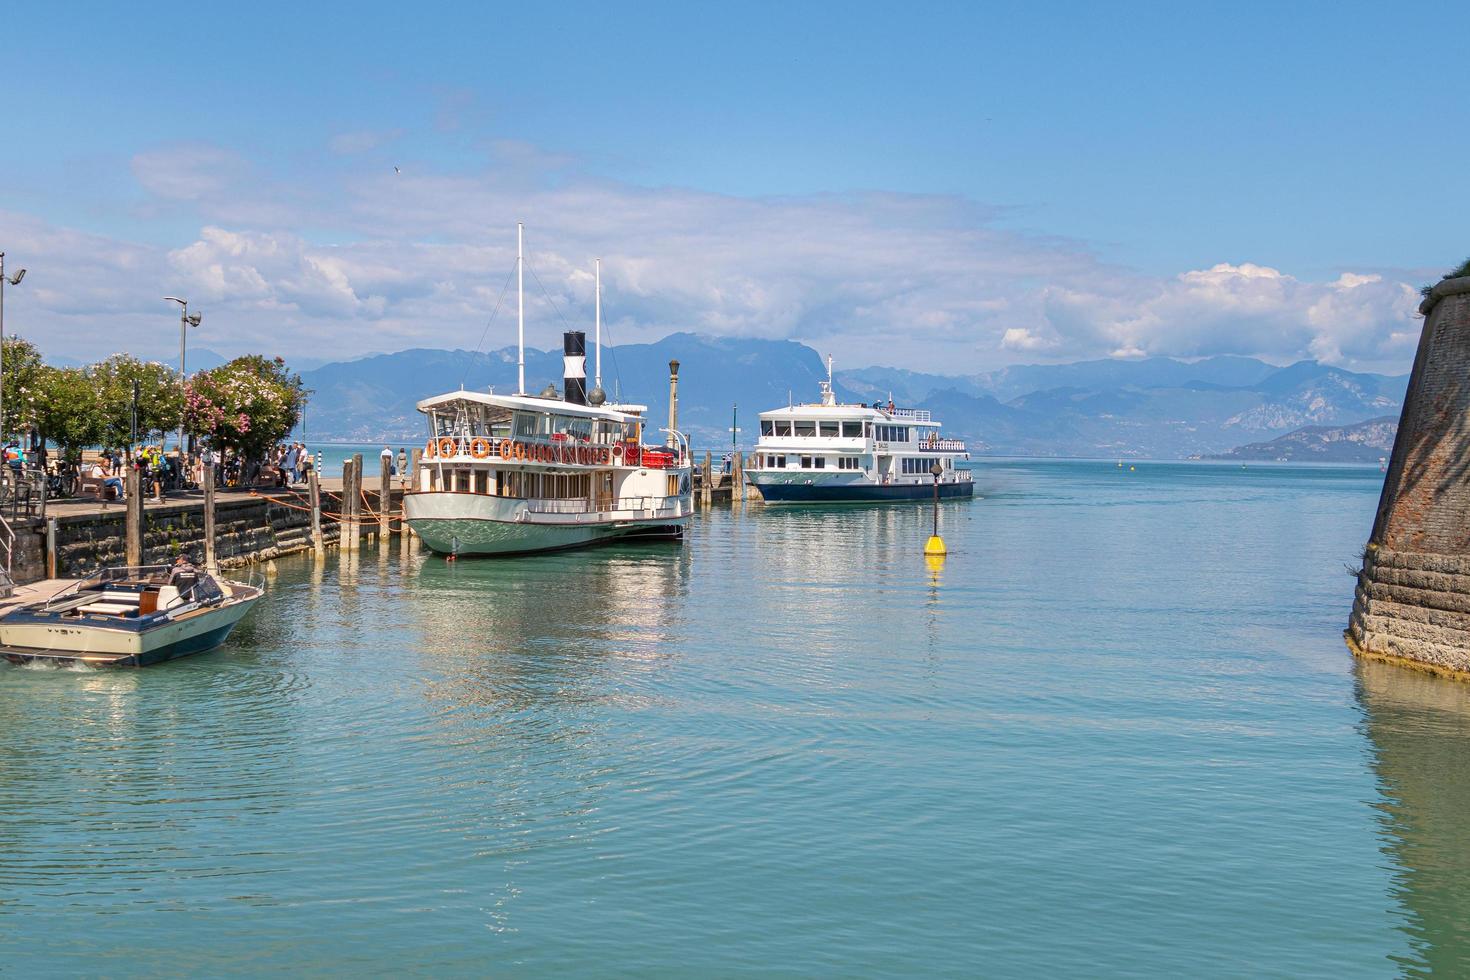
[924,535,947,556]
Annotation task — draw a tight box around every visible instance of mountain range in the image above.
[1203,417,1398,463]
[281,333,1407,459]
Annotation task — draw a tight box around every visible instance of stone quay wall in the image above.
[12,486,406,585]
[1349,277,1470,675]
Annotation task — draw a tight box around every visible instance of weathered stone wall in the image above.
[1349,277,1470,675]
[51,496,343,579]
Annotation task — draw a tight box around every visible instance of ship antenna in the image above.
[517,222,525,395]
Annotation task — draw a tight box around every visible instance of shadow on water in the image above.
[1356,659,1470,976]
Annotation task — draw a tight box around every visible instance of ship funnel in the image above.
[563,330,587,405]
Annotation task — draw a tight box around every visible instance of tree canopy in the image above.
[184,355,306,457]
[90,354,183,449]
[5,336,309,463]
[1,335,45,441]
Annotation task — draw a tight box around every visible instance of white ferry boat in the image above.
[748,363,973,503]
[403,232,693,556]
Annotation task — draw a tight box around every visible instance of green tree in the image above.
[185,355,307,458]
[32,366,104,463]
[0,335,45,440]
[90,354,183,449]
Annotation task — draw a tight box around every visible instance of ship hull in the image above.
[405,491,689,556]
[749,477,974,503]
[0,585,261,668]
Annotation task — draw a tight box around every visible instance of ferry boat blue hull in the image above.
[752,481,974,503]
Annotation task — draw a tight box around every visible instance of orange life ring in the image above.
[562,446,573,464]
[513,441,526,461]
[425,438,437,459]
[437,437,457,457]
[470,437,491,459]
[498,439,512,459]
[613,443,623,460]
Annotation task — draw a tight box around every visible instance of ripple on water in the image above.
[0,462,1435,975]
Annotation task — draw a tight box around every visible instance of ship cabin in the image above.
[414,391,691,514]
[751,401,970,488]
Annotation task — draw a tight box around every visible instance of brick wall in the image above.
[1350,278,1470,673]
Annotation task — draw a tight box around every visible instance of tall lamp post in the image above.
[164,296,202,458]
[0,253,27,445]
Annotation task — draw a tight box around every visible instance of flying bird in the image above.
[394,166,401,174]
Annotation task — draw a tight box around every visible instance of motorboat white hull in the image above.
[0,581,262,667]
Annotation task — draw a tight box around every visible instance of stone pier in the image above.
[1348,275,1470,676]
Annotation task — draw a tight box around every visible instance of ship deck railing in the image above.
[890,408,932,422]
[524,495,690,522]
[914,439,968,452]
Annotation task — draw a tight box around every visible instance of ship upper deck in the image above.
[416,389,644,423]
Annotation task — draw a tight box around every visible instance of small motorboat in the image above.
[0,563,263,668]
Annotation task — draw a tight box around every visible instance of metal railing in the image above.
[524,494,687,517]
[915,438,968,452]
[891,408,932,421]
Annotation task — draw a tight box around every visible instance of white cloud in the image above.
[7,143,1429,375]
[1001,327,1054,352]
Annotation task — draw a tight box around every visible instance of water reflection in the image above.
[406,541,692,712]
[1357,659,1470,976]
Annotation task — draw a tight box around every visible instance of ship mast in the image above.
[594,257,602,391]
[517,222,525,395]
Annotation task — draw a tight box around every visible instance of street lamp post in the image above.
[164,297,202,458]
[0,253,27,445]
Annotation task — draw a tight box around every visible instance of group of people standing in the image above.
[267,442,316,486]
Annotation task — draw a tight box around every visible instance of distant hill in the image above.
[287,333,1409,459]
[1204,416,1398,463]
[295,333,861,448]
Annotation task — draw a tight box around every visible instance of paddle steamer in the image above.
[748,362,973,502]
[403,230,693,556]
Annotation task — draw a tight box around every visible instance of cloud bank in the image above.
[5,142,1425,374]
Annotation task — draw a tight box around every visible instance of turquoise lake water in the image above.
[3,459,1468,975]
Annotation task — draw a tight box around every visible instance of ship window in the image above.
[820,421,839,437]
[812,457,825,469]
[794,420,816,437]
[775,420,793,437]
[513,413,536,438]
[772,455,786,468]
[761,420,774,436]
[800,456,812,468]
[842,421,862,438]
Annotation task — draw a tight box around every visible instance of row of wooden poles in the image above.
[97,447,744,574]
[110,452,408,573]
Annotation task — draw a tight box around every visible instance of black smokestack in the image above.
[563,331,587,405]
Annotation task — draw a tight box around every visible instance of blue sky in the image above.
[2,1,1460,372]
